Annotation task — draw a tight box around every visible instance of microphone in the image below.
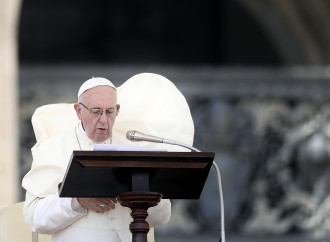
[126,130,200,152]
[126,130,163,143]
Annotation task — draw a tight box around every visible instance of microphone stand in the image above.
[127,131,225,242]
[161,139,225,242]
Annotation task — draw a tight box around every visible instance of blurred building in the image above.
[14,0,330,241]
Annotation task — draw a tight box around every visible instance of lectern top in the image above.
[59,151,214,199]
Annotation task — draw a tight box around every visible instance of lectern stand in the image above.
[59,151,215,242]
[117,192,162,242]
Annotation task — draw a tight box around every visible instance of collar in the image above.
[78,122,86,135]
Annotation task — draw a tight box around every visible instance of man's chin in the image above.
[94,138,110,144]
[93,133,111,143]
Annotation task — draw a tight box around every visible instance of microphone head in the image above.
[126,130,136,141]
[126,130,163,143]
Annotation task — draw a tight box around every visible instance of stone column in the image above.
[0,0,21,209]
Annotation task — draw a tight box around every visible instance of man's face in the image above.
[74,86,120,143]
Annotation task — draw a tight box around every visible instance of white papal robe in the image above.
[22,124,171,242]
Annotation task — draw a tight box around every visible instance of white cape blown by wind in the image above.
[32,73,194,151]
[114,73,194,151]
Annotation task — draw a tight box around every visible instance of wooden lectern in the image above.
[59,151,215,242]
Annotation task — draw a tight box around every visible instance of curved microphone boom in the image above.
[126,130,225,242]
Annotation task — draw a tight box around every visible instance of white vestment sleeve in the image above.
[146,199,171,228]
[32,193,87,234]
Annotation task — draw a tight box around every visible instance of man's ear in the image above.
[74,103,82,120]
[116,104,121,116]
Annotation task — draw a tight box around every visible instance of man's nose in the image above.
[99,111,108,122]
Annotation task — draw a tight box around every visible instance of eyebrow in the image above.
[90,107,116,110]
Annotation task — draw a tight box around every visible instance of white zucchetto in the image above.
[78,77,116,98]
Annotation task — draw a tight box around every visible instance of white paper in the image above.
[93,144,167,152]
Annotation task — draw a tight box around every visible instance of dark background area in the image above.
[19,0,281,65]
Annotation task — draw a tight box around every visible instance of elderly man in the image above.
[22,77,171,242]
